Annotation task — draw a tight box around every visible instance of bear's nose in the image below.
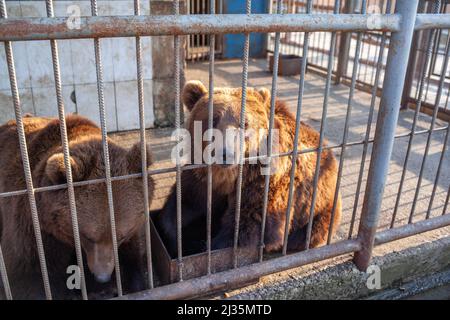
[94,272,112,284]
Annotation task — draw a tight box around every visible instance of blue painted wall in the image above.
[222,0,268,59]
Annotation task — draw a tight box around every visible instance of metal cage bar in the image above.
[0,0,52,300]
[45,0,88,300]
[134,0,154,289]
[90,0,123,296]
[353,0,420,271]
[232,0,252,269]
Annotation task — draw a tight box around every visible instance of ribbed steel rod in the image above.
[206,0,215,275]
[0,243,11,299]
[45,0,88,300]
[90,0,123,296]
[260,0,282,262]
[328,0,366,245]
[134,0,154,289]
[173,0,183,281]
[282,0,313,256]
[305,0,341,251]
[0,0,52,300]
[233,0,251,269]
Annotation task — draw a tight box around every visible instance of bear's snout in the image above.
[84,241,115,284]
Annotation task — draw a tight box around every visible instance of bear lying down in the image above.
[157,80,341,257]
[0,115,153,299]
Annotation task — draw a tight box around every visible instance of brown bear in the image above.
[157,80,341,257]
[0,115,153,299]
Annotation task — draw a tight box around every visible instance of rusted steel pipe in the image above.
[375,214,450,245]
[114,239,361,300]
[0,14,400,41]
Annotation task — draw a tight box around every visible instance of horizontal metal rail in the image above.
[415,13,450,30]
[0,124,447,199]
[0,14,401,41]
[114,239,362,300]
[375,214,450,245]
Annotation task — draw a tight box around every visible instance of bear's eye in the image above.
[244,119,249,129]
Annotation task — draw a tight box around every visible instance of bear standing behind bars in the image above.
[157,81,341,257]
[0,115,154,299]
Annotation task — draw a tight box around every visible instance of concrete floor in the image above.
[112,58,450,243]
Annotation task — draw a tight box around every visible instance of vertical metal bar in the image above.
[134,0,154,289]
[0,0,52,300]
[409,33,450,223]
[260,0,282,262]
[335,0,354,85]
[233,0,251,269]
[206,0,215,275]
[390,0,440,228]
[348,0,391,239]
[304,0,340,251]
[45,0,88,300]
[173,0,183,281]
[0,243,11,300]
[426,122,449,219]
[90,0,123,296]
[443,186,450,215]
[281,0,312,256]
[353,0,419,271]
[327,0,366,245]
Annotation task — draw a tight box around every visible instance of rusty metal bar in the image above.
[328,0,366,245]
[353,0,419,271]
[305,0,341,251]
[260,0,282,262]
[45,0,88,300]
[0,14,401,42]
[0,244,11,300]
[173,0,183,281]
[375,213,450,245]
[282,0,313,256]
[90,0,123,296]
[233,0,252,269]
[134,0,154,289]
[114,239,361,300]
[206,0,215,275]
[0,0,52,300]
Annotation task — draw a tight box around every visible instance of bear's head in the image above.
[39,139,153,284]
[182,80,276,192]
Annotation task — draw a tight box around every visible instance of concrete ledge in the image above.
[218,230,450,300]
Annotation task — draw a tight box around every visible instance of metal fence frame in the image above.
[0,0,449,300]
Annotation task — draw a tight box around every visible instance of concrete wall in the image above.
[0,0,172,132]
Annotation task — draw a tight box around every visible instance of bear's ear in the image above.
[257,87,271,105]
[45,153,85,185]
[182,80,208,111]
[127,142,153,174]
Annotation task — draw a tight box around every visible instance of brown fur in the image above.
[156,81,341,252]
[157,80,341,256]
[0,115,154,299]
